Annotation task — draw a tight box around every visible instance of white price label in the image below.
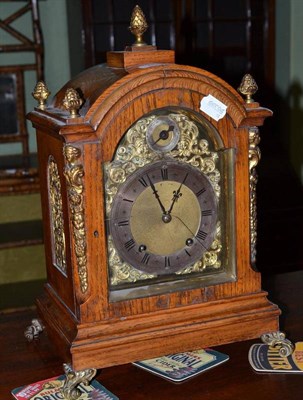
[200,94,227,121]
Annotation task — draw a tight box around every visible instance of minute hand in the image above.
[146,174,166,214]
[167,173,188,215]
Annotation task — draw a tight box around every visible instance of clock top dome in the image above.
[28,5,270,140]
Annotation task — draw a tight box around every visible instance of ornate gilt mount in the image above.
[238,74,258,103]
[32,81,51,110]
[261,331,295,357]
[48,156,67,275]
[63,145,88,293]
[129,5,148,46]
[248,127,261,266]
[62,364,97,400]
[63,88,83,118]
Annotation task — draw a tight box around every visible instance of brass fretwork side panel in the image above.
[48,156,67,275]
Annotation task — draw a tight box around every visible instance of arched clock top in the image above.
[29,63,271,144]
[84,64,248,129]
[52,64,248,126]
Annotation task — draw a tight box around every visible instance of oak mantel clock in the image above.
[27,6,280,398]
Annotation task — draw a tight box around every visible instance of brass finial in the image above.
[238,74,258,104]
[32,81,50,110]
[129,5,148,46]
[62,88,83,118]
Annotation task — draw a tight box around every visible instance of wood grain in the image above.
[27,48,279,372]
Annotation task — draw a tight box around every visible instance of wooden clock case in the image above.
[28,48,280,372]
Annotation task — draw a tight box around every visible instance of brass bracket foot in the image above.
[261,331,295,357]
[24,319,45,341]
[62,363,97,400]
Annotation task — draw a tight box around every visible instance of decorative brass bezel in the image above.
[63,145,88,293]
[105,112,222,286]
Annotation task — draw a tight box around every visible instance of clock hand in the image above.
[167,173,188,215]
[154,125,175,145]
[146,174,167,215]
[172,214,208,250]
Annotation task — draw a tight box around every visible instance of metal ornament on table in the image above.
[261,331,295,357]
[24,319,44,341]
[62,363,97,400]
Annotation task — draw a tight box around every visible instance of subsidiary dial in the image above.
[146,116,180,152]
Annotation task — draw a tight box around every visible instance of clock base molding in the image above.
[36,289,280,371]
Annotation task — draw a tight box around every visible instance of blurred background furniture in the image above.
[0,0,43,194]
[0,0,44,309]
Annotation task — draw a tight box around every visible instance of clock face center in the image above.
[162,213,172,223]
[130,181,201,256]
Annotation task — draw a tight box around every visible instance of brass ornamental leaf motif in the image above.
[48,156,67,275]
[105,113,222,286]
[170,114,220,198]
[249,127,261,266]
[108,237,155,285]
[177,222,222,275]
[63,145,88,293]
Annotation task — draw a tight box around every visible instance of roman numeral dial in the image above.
[109,159,218,276]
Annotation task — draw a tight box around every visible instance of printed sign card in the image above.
[11,375,119,400]
[249,341,303,373]
[133,348,229,382]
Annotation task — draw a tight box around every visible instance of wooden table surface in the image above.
[1,270,302,400]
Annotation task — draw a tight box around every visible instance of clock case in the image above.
[28,48,280,372]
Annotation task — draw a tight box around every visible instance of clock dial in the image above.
[146,116,180,152]
[105,110,231,291]
[109,160,217,275]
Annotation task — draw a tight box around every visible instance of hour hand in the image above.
[167,173,188,215]
[146,174,166,214]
